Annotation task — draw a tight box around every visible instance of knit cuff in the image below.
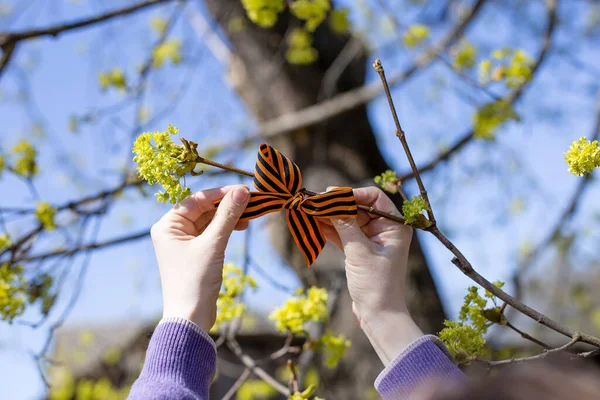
[375,335,466,399]
[138,317,217,394]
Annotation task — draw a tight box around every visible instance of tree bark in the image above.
[203,2,447,397]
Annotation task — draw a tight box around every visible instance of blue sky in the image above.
[1,0,599,398]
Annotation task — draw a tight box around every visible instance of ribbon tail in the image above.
[286,210,326,267]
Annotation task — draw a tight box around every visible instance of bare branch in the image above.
[476,333,581,368]
[398,0,558,182]
[429,225,600,347]
[226,0,486,147]
[513,93,600,299]
[6,0,178,42]
[0,0,180,79]
[221,368,251,400]
[505,320,551,350]
[226,338,291,396]
[16,229,150,263]
[373,59,436,225]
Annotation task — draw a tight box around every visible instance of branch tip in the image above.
[372,58,383,72]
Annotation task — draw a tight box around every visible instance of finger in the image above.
[363,217,412,245]
[203,185,250,249]
[319,221,342,250]
[169,185,244,223]
[196,212,249,235]
[234,221,249,231]
[353,187,402,218]
[194,209,216,233]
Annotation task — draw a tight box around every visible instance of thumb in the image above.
[326,185,370,250]
[203,185,250,250]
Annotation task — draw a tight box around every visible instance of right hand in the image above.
[318,187,424,365]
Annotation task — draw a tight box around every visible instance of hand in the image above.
[150,185,250,331]
[319,187,424,365]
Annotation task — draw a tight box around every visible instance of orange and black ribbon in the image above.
[215,143,357,266]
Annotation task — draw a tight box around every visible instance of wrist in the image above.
[359,309,424,367]
[163,304,215,332]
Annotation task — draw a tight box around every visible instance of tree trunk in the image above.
[204,2,447,397]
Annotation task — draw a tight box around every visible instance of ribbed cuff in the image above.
[375,335,466,399]
[139,317,217,394]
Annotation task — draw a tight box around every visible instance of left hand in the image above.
[150,185,250,331]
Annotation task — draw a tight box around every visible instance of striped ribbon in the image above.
[215,143,357,266]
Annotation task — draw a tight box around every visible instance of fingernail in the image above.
[233,187,250,205]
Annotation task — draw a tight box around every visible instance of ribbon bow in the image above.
[215,143,357,266]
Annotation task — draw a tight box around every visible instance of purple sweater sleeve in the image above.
[128,317,216,400]
[375,335,467,399]
[128,320,463,400]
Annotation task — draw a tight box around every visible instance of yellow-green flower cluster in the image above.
[452,39,477,71]
[288,385,325,400]
[374,169,398,194]
[35,201,57,231]
[479,48,534,88]
[214,262,257,329]
[290,0,331,32]
[0,263,27,322]
[12,140,38,177]
[438,320,485,362]
[317,330,351,368]
[472,99,519,139]
[269,286,328,334]
[0,233,11,251]
[150,16,168,35]
[98,68,127,91]
[439,282,505,362]
[152,40,182,68]
[564,136,600,176]
[237,379,277,400]
[402,196,430,226]
[241,0,285,28]
[0,154,5,178]
[286,28,319,65]
[329,8,350,34]
[403,24,429,48]
[132,125,197,204]
[49,371,130,400]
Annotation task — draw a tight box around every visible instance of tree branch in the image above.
[221,368,251,400]
[476,333,581,368]
[226,338,291,396]
[397,0,558,182]
[505,320,551,350]
[223,0,486,148]
[0,0,179,80]
[512,93,600,300]
[16,229,150,263]
[429,225,600,347]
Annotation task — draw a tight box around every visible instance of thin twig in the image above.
[221,368,251,400]
[505,320,551,350]
[16,229,150,263]
[429,225,600,348]
[373,58,436,225]
[226,338,290,396]
[476,333,581,368]
[195,156,406,224]
[397,0,558,182]
[218,0,486,150]
[513,92,600,301]
[0,0,179,80]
